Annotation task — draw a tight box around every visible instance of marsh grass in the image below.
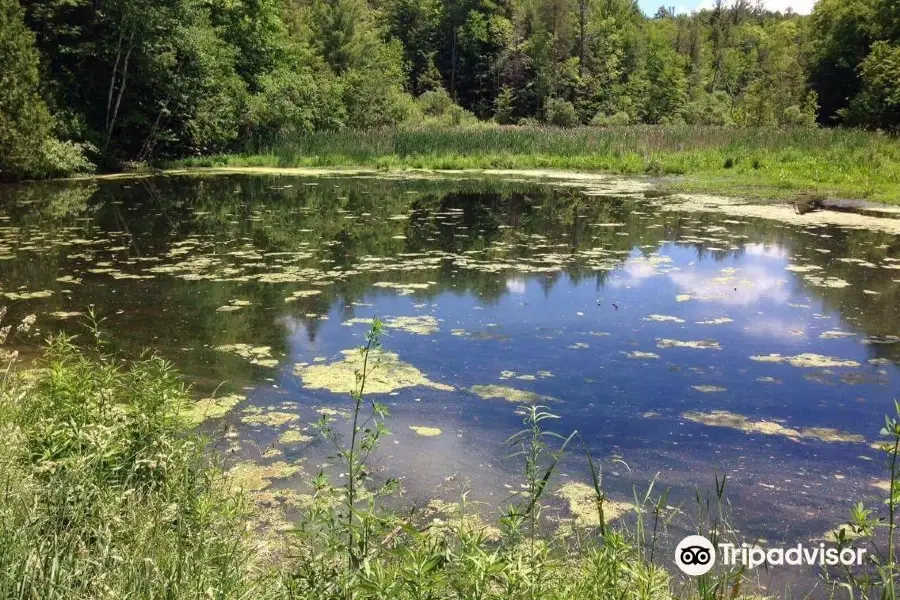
[170,126,900,203]
[1,317,899,599]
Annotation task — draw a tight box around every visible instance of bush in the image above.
[544,98,578,127]
[413,88,479,127]
[591,111,632,127]
[417,88,455,117]
[34,139,96,178]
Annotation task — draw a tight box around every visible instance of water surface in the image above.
[2,172,899,594]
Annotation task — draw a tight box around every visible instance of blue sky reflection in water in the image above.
[0,172,897,592]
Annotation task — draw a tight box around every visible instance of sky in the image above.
[637,0,818,16]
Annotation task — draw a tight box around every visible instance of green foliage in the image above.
[174,126,900,203]
[591,111,631,127]
[545,98,578,127]
[0,0,53,180]
[0,328,257,598]
[845,41,900,130]
[248,66,345,138]
[5,0,900,177]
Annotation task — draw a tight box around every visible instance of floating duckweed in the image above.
[657,338,721,350]
[819,331,853,339]
[216,299,250,312]
[692,385,727,393]
[644,314,685,323]
[3,290,53,300]
[469,384,556,404]
[373,281,434,295]
[226,461,302,492]
[49,311,82,319]
[295,349,453,394]
[683,410,802,439]
[284,289,322,302]
[803,275,850,289]
[216,343,279,367]
[556,482,632,528]
[343,315,439,335]
[241,411,300,427]
[425,499,501,541]
[278,430,313,445]
[181,393,244,425]
[750,353,860,368]
[409,425,442,436]
[682,410,864,443]
[785,265,822,273]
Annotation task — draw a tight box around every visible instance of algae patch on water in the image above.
[682,410,864,443]
[216,343,279,367]
[226,461,302,492]
[294,349,453,394]
[556,482,632,528]
[343,315,439,335]
[657,338,721,350]
[469,384,556,404]
[181,393,244,425]
[644,314,685,323]
[750,353,860,368]
[278,429,313,445]
[692,385,727,393]
[409,425,442,436]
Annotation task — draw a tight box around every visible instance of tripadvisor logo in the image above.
[675,535,716,576]
[675,535,867,576]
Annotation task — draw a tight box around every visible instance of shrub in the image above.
[417,88,455,117]
[544,98,578,127]
[591,111,631,127]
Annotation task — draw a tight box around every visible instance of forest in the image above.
[1,0,899,180]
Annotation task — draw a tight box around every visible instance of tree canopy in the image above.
[1,0,898,179]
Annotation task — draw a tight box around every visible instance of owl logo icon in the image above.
[675,535,716,576]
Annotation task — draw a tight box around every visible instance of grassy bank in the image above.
[2,317,899,599]
[169,126,900,204]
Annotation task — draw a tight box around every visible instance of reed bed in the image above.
[171,125,900,203]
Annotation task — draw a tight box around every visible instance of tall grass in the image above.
[1,317,899,598]
[170,125,900,203]
[0,326,264,599]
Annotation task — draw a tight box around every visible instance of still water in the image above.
[2,171,899,593]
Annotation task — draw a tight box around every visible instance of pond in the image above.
[2,170,899,593]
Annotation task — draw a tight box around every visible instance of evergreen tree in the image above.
[0,0,53,180]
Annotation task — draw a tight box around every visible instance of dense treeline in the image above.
[0,0,898,179]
